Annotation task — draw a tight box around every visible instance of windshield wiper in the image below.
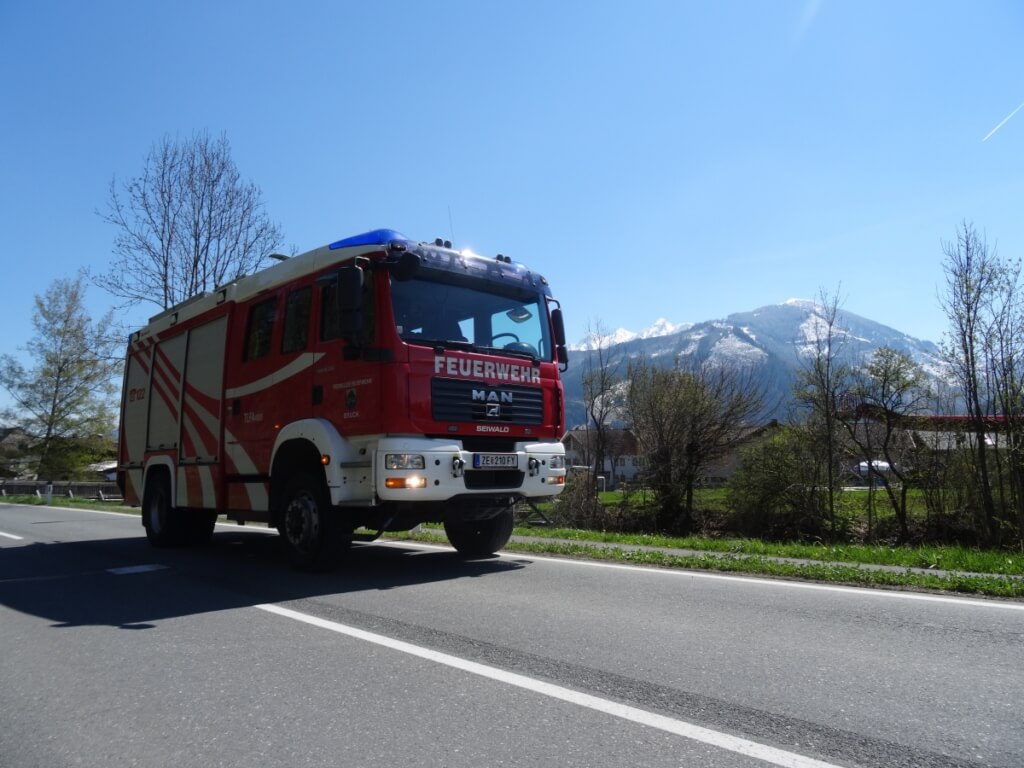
[405,336,539,362]
[478,345,539,363]
[405,337,477,352]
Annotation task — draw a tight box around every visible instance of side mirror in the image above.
[551,307,569,371]
[551,308,567,348]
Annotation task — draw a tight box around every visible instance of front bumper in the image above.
[374,437,566,502]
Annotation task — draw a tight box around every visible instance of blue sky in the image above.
[2,0,1023,374]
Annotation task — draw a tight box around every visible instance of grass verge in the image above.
[393,525,1024,599]
[509,526,1024,576]
[500,540,1024,599]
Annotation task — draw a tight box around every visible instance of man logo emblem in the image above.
[473,388,514,404]
[486,403,501,418]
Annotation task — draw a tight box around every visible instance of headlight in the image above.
[385,454,425,470]
[549,454,565,469]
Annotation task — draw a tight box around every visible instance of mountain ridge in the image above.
[561,300,944,427]
[571,299,940,352]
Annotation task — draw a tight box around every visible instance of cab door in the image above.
[227,284,326,512]
[311,272,382,437]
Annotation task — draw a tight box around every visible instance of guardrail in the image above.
[0,480,123,502]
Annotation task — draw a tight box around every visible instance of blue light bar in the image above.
[328,229,410,250]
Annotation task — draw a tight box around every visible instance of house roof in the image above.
[0,427,31,450]
[562,427,640,455]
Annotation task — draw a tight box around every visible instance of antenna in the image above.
[448,205,455,244]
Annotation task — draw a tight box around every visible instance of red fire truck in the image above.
[118,229,569,569]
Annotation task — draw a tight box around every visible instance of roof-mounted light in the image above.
[434,238,453,248]
[329,229,410,250]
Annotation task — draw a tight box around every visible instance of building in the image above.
[561,427,645,488]
[562,421,783,489]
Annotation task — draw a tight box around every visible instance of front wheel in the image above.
[444,508,514,558]
[278,471,349,570]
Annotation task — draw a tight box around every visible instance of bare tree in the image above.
[604,428,630,487]
[626,356,764,533]
[839,347,931,542]
[938,222,1001,542]
[580,321,624,492]
[98,132,284,310]
[625,359,686,530]
[0,275,121,479]
[792,288,851,538]
[982,253,1024,542]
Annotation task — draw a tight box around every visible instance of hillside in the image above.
[562,300,943,428]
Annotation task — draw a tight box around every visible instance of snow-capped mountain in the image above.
[571,318,692,351]
[561,301,944,426]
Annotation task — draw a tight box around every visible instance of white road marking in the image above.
[0,530,24,540]
[257,602,843,768]
[106,564,168,575]
[0,502,276,532]
[0,504,138,519]
[382,541,1024,612]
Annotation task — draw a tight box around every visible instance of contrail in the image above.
[983,101,1024,142]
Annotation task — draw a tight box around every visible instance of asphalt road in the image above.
[1,503,1022,768]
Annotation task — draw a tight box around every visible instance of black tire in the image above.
[278,471,349,571]
[444,508,514,558]
[183,511,217,545]
[142,471,184,547]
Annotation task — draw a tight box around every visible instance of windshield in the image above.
[391,275,553,362]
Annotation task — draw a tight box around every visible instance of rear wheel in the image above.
[278,471,349,570]
[444,508,514,558]
[183,511,217,545]
[142,472,183,547]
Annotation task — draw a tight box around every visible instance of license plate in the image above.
[473,453,518,469]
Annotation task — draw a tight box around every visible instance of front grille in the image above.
[464,470,525,490]
[432,378,544,425]
[458,437,517,453]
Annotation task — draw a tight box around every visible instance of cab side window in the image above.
[320,278,375,344]
[320,282,340,342]
[244,298,277,361]
[281,287,312,354]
